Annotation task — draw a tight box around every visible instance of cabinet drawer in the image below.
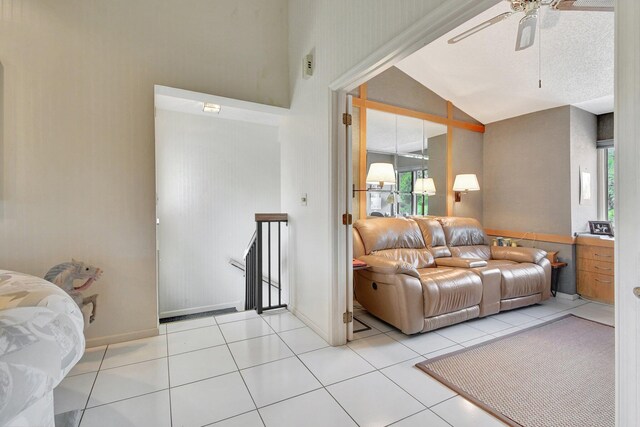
[577,258,614,276]
[577,270,614,304]
[577,245,614,262]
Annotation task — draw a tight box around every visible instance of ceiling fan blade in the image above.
[448,12,514,45]
[515,11,538,51]
[550,0,614,12]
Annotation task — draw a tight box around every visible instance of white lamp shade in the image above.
[453,174,480,192]
[366,163,396,186]
[413,178,436,195]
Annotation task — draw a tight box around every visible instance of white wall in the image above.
[283,0,494,342]
[569,106,598,234]
[0,0,288,345]
[156,109,280,318]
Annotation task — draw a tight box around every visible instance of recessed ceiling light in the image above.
[203,102,221,113]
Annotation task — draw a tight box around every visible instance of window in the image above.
[598,145,615,224]
[397,171,413,216]
[396,169,429,216]
[606,148,614,223]
[415,170,428,215]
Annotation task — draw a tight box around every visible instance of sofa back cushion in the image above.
[438,217,487,247]
[354,218,425,254]
[412,217,452,258]
[372,248,435,269]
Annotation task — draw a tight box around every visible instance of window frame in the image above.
[396,168,428,216]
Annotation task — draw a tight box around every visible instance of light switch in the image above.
[300,193,308,206]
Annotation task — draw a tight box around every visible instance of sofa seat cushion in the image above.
[417,268,483,317]
[494,262,545,299]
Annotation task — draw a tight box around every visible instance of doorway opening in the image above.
[335,0,615,345]
[154,86,287,321]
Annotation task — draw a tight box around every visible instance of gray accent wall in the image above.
[427,134,448,217]
[452,127,483,223]
[366,67,447,118]
[483,106,573,235]
[483,105,598,294]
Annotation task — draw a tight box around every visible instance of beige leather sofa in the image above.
[353,216,551,334]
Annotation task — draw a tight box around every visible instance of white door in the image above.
[615,1,639,423]
[336,91,355,341]
[344,94,354,340]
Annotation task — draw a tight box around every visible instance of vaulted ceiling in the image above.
[397,1,614,124]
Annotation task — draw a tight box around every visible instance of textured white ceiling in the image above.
[396,1,614,124]
[367,109,447,154]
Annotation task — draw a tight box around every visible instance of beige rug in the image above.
[417,315,614,427]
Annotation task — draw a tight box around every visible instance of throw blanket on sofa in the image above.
[0,270,85,426]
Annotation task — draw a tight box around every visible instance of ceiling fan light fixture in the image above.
[515,9,539,51]
[447,0,611,52]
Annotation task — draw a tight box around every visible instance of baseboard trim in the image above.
[86,327,159,348]
[555,292,580,301]
[289,307,331,344]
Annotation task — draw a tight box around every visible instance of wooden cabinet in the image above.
[576,236,615,304]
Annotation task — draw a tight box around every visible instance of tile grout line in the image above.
[84,388,171,411]
[165,327,173,427]
[271,316,458,426]
[264,318,362,427]
[77,344,108,425]
[225,325,268,427]
[383,407,454,427]
[201,408,261,426]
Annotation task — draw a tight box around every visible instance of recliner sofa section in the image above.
[353,216,550,335]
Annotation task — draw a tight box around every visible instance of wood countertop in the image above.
[576,235,615,248]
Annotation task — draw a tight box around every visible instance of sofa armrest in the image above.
[471,266,501,317]
[491,246,547,264]
[358,255,420,278]
[538,257,552,300]
[436,257,488,268]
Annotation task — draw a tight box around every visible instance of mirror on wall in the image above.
[365,109,448,217]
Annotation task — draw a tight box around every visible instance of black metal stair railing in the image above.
[243,213,288,313]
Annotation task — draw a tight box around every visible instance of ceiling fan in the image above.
[448,0,614,52]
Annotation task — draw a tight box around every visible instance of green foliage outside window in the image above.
[397,170,428,216]
[398,172,413,215]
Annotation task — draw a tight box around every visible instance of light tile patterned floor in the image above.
[54,297,614,427]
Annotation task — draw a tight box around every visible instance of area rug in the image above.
[416,315,614,427]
